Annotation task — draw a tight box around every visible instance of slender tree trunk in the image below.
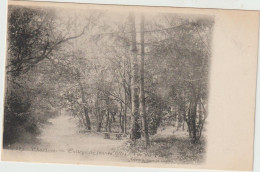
[105,97,112,133]
[83,107,91,130]
[96,113,101,132]
[112,112,116,123]
[191,106,196,139]
[123,83,127,134]
[124,95,127,134]
[119,102,124,133]
[119,111,122,129]
[198,100,202,127]
[123,56,128,134]
[76,69,91,130]
[128,56,132,110]
[96,92,103,132]
[191,96,199,143]
[129,12,139,141]
[140,13,150,147]
[106,111,110,132]
[187,107,192,137]
[197,99,205,139]
[99,110,105,132]
[109,112,112,132]
[175,111,179,131]
[181,90,186,131]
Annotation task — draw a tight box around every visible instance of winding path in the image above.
[39,114,125,153]
[3,114,127,164]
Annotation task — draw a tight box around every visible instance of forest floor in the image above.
[4,114,205,165]
[120,128,206,164]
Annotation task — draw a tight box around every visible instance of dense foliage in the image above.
[3,6,214,146]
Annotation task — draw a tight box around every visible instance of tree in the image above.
[4,6,213,147]
[76,68,91,130]
[140,13,150,147]
[145,16,213,143]
[7,6,87,77]
[129,12,140,141]
[4,6,91,145]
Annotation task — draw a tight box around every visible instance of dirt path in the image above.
[4,114,127,163]
[3,115,205,165]
[39,114,124,151]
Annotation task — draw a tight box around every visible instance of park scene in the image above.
[3,4,214,165]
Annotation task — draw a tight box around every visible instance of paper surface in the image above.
[1,1,259,171]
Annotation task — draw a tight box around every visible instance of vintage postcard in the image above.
[1,1,259,171]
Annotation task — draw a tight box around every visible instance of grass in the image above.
[4,115,206,165]
[117,132,206,164]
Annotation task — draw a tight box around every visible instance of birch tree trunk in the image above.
[140,13,150,147]
[123,56,128,134]
[129,12,139,141]
[124,85,127,134]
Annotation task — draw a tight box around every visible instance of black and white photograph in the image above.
[1,1,259,171]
